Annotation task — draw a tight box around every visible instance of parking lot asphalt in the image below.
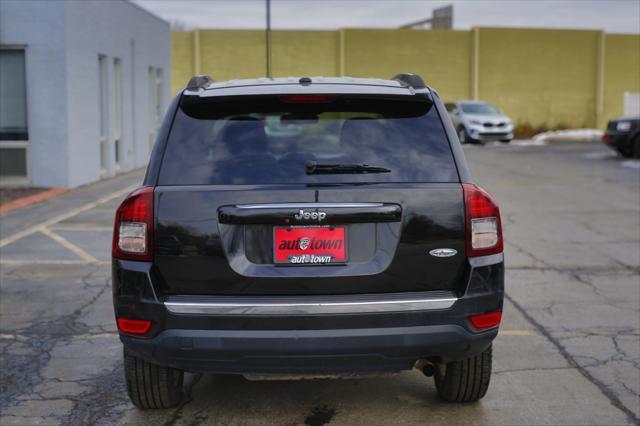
[0,142,638,425]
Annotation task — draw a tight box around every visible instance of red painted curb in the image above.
[0,187,68,214]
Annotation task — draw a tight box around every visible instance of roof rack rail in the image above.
[392,73,426,89]
[186,75,214,91]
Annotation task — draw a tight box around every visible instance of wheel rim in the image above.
[458,129,466,144]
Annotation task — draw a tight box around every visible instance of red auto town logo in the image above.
[274,227,346,264]
[277,237,343,251]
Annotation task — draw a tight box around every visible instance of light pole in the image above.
[266,0,272,78]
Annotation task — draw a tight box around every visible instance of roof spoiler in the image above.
[186,75,214,91]
[392,73,426,89]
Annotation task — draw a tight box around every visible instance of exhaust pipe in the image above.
[414,359,435,377]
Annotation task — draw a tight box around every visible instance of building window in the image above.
[148,67,163,154]
[0,48,28,180]
[0,147,27,177]
[114,58,122,170]
[98,54,108,176]
[147,67,154,153]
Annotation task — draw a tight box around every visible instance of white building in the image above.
[0,0,170,188]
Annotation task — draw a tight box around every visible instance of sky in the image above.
[131,0,640,33]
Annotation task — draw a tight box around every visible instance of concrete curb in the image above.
[0,188,68,215]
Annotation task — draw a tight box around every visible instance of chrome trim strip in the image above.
[165,296,457,315]
[236,203,384,209]
[469,253,504,268]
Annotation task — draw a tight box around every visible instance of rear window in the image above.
[158,94,458,185]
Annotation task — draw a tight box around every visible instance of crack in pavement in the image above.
[163,373,204,426]
[507,238,639,274]
[66,362,130,425]
[503,235,639,422]
[493,366,576,374]
[505,292,639,425]
[0,264,115,424]
[509,266,640,274]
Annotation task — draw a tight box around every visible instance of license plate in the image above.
[274,226,346,265]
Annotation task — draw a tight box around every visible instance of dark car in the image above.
[112,73,505,409]
[602,117,640,158]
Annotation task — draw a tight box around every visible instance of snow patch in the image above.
[583,151,617,159]
[533,129,604,143]
[621,160,640,169]
[511,139,547,146]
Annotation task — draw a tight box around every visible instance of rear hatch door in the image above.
[153,90,465,295]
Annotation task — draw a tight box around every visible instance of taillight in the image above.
[463,183,503,257]
[469,311,502,330]
[117,317,152,335]
[112,187,154,261]
[602,134,611,143]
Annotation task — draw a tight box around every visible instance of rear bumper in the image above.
[602,131,633,153]
[121,324,497,374]
[113,254,504,374]
[467,127,513,141]
[475,132,513,141]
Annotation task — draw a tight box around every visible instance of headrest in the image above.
[340,118,386,151]
[219,116,268,155]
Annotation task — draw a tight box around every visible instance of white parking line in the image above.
[0,259,109,265]
[39,227,98,263]
[499,330,532,336]
[1,331,117,340]
[0,184,136,249]
[49,225,113,232]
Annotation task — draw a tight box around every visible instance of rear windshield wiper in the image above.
[306,161,391,175]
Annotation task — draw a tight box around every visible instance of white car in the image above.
[445,101,513,144]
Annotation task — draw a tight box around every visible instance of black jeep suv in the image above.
[112,74,504,409]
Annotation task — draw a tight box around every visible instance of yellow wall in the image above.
[341,29,471,101]
[603,34,640,126]
[199,30,267,80]
[171,31,194,94]
[477,28,600,128]
[171,30,339,91]
[272,31,339,77]
[171,28,640,129]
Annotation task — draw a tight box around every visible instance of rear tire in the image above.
[620,149,633,158]
[499,139,511,143]
[434,344,492,403]
[124,350,184,409]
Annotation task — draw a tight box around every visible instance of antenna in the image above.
[186,75,214,91]
[392,73,427,89]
